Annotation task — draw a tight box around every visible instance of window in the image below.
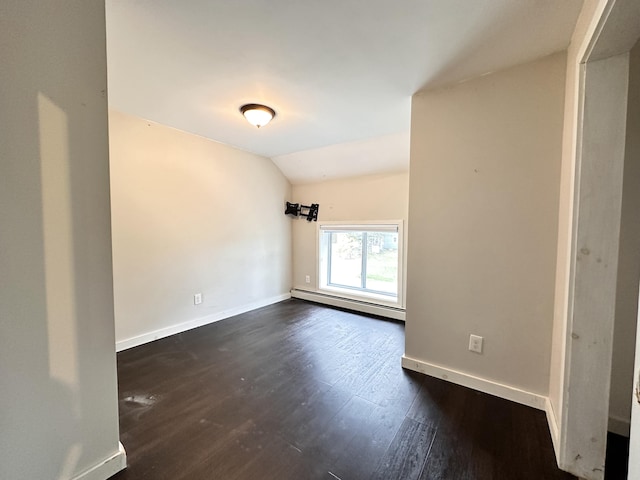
[318,222,403,306]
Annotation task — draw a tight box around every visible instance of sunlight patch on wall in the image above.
[38,92,79,395]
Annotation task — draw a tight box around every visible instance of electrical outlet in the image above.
[194,293,202,305]
[469,334,483,354]
[305,275,311,284]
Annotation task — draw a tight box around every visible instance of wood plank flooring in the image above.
[112,299,577,480]
[605,433,629,480]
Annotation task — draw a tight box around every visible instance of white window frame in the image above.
[317,220,404,309]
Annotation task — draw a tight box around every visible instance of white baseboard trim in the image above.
[608,414,630,437]
[401,355,547,411]
[545,398,561,465]
[291,288,405,321]
[116,293,292,351]
[71,442,126,480]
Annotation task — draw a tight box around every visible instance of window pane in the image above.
[365,232,398,295]
[319,225,401,303]
[328,232,362,289]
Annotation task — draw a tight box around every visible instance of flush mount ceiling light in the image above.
[240,103,276,128]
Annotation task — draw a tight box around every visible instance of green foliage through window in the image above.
[323,230,398,297]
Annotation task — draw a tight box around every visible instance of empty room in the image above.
[3,1,640,480]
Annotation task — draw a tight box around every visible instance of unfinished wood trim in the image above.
[560,53,629,479]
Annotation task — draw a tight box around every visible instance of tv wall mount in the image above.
[285,202,319,222]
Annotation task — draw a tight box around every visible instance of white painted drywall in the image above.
[291,172,409,305]
[0,1,124,479]
[108,110,292,346]
[549,0,608,437]
[610,39,640,436]
[272,132,409,185]
[105,0,582,160]
[406,53,566,396]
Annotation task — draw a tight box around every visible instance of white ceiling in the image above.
[105,0,582,184]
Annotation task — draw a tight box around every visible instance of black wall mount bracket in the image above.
[285,202,319,222]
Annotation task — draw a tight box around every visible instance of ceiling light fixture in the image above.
[240,103,276,128]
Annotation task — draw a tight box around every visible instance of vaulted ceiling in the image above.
[106,0,583,184]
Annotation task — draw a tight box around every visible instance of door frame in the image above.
[558,0,640,478]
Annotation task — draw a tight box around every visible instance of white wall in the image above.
[405,53,566,397]
[291,172,409,304]
[109,110,292,348]
[0,1,125,479]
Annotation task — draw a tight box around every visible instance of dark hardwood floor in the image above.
[112,299,577,480]
[605,433,629,480]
